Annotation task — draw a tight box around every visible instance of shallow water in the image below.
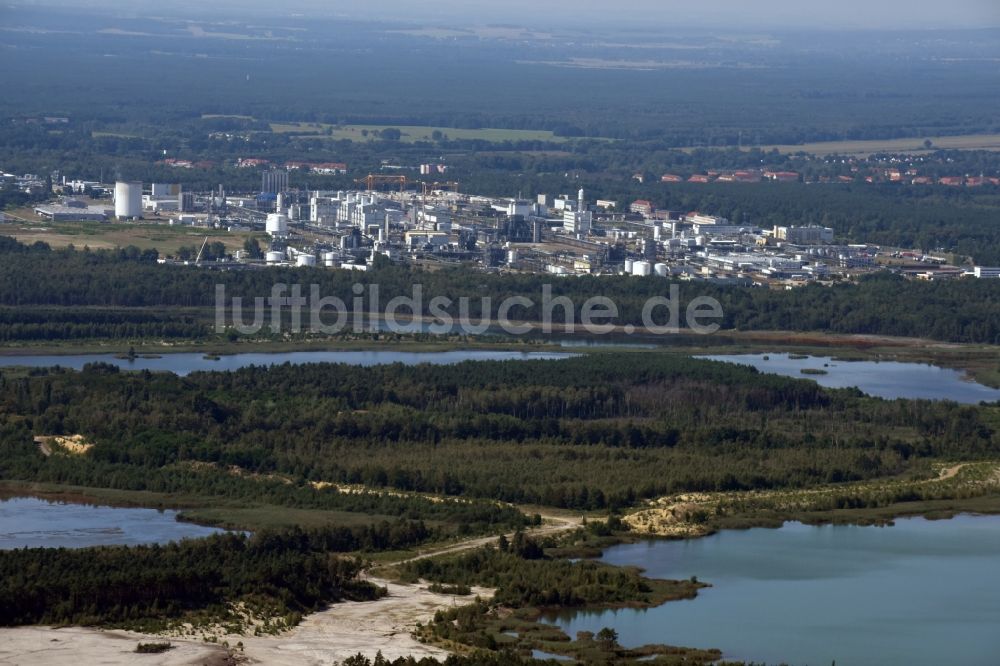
[0,350,572,376]
[701,352,1000,403]
[0,496,229,549]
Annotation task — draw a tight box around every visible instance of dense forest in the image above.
[1,353,996,510]
[0,529,381,627]
[1,239,999,344]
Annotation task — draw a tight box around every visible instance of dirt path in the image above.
[390,511,583,566]
[626,461,1000,537]
[0,507,583,666]
[936,463,970,481]
[0,581,483,666]
[229,579,492,665]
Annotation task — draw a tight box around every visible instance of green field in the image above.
[269,121,569,143]
[0,220,250,253]
[757,133,1000,156]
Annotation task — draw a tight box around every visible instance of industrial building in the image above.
[773,225,835,244]
[261,169,289,194]
[114,181,143,220]
[35,200,112,222]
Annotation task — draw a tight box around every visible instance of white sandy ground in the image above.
[0,514,582,666]
[0,626,229,665]
[0,579,491,666]
[234,579,493,665]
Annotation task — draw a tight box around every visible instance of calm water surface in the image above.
[0,496,229,549]
[547,515,1000,666]
[0,350,572,376]
[702,353,1000,403]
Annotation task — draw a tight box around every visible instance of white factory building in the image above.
[773,225,835,244]
[562,188,592,235]
[35,199,113,221]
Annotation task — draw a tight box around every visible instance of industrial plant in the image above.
[13,172,995,284]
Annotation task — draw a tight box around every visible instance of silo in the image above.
[654,263,668,277]
[265,251,284,264]
[624,259,634,274]
[323,251,338,267]
[114,181,143,219]
[296,254,316,267]
[632,261,652,277]
[266,213,288,237]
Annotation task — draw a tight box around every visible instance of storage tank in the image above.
[654,263,668,277]
[624,259,634,274]
[266,213,288,237]
[296,254,316,267]
[632,261,652,277]
[322,251,338,267]
[114,181,143,219]
[265,251,284,264]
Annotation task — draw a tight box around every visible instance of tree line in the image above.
[1,239,999,343]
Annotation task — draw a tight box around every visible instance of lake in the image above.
[0,350,572,376]
[0,496,228,549]
[546,515,1000,666]
[701,353,1000,403]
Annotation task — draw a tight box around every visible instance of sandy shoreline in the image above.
[0,579,490,666]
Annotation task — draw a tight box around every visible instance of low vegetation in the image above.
[397,529,719,664]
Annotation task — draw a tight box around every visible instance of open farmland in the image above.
[757,133,1000,156]
[269,122,570,143]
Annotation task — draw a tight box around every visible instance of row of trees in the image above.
[2,238,1000,342]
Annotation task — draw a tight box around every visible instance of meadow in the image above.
[269,122,569,144]
[757,132,1000,156]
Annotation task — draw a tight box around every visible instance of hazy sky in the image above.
[24,0,1000,29]
[337,0,1000,30]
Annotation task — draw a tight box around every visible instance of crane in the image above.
[421,181,460,195]
[354,174,409,192]
[194,236,210,264]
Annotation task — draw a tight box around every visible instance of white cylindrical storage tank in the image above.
[114,181,143,219]
[507,249,518,265]
[654,263,668,277]
[296,254,316,267]
[265,251,284,264]
[632,261,651,277]
[624,259,634,274]
[266,213,288,237]
[323,251,337,267]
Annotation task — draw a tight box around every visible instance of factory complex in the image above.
[7,172,998,285]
